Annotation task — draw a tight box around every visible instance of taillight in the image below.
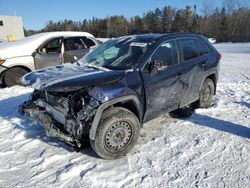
[217,53,222,62]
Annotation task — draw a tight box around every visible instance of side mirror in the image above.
[41,48,47,54]
[32,49,38,57]
[147,60,157,76]
[73,56,78,60]
[148,60,164,74]
[33,48,44,55]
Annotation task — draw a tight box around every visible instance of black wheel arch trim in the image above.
[199,70,218,94]
[0,65,8,84]
[89,95,141,140]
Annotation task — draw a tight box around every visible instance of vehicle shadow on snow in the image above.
[188,113,250,139]
[0,93,98,158]
[235,101,250,109]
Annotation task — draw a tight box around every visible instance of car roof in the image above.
[16,31,93,45]
[0,31,96,59]
[118,33,202,42]
[17,31,94,45]
[29,31,94,39]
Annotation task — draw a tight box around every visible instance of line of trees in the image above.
[25,1,250,42]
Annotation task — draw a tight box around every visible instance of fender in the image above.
[199,69,218,94]
[89,95,141,140]
[3,56,35,71]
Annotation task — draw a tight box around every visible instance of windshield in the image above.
[78,37,152,70]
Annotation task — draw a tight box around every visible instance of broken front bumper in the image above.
[19,100,77,145]
[19,92,100,147]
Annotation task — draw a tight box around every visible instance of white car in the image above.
[208,38,216,44]
[0,31,99,87]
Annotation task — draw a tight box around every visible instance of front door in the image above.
[34,37,63,70]
[141,40,185,121]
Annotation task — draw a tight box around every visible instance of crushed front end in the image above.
[19,89,100,147]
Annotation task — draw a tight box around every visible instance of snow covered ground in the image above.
[0,43,249,187]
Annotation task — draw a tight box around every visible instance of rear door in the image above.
[178,38,210,107]
[63,37,87,63]
[63,37,96,63]
[34,37,63,69]
[141,40,185,121]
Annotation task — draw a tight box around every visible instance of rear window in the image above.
[179,39,199,61]
[65,37,85,51]
[196,40,210,56]
[82,37,96,48]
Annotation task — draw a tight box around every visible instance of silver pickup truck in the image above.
[0,31,99,87]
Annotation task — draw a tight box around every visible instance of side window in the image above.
[197,40,210,56]
[65,37,86,51]
[81,37,96,48]
[151,40,178,67]
[41,38,62,53]
[179,39,199,61]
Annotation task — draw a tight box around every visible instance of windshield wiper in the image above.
[84,64,110,71]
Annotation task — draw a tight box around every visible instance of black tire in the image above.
[196,78,215,108]
[90,107,140,160]
[4,67,28,87]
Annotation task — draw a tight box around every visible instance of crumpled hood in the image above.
[21,63,126,92]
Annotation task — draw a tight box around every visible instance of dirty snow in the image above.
[0,43,250,187]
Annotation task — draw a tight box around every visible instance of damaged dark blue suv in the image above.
[20,33,221,159]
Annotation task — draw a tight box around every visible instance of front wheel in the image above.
[4,67,28,87]
[195,78,215,108]
[90,107,140,160]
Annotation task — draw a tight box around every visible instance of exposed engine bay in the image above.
[19,89,100,147]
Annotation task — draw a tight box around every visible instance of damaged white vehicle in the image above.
[0,31,99,87]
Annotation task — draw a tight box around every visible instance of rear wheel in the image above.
[90,107,140,160]
[195,78,215,108]
[4,67,28,87]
